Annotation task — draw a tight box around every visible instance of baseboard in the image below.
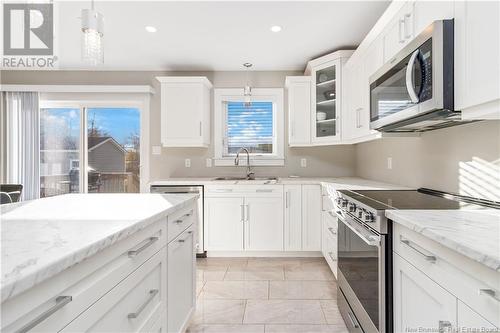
[206,251,323,258]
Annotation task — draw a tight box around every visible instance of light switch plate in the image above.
[185,159,191,168]
[387,157,393,170]
[152,145,161,155]
[301,158,307,168]
[206,158,212,168]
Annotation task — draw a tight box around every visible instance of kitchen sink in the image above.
[212,176,278,181]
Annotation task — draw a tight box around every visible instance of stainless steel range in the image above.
[334,188,498,333]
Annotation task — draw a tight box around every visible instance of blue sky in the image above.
[42,107,140,145]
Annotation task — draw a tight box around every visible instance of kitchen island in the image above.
[1,193,199,333]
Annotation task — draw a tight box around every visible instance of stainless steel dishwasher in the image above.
[150,185,205,257]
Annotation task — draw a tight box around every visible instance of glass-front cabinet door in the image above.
[311,59,341,143]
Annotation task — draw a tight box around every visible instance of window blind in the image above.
[225,101,274,155]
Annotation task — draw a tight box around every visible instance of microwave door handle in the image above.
[405,50,420,103]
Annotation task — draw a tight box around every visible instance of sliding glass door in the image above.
[87,108,140,193]
[39,106,140,197]
[40,108,81,197]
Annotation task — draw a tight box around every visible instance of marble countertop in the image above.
[1,193,198,303]
[150,176,409,189]
[386,209,500,272]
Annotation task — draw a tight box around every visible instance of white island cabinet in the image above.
[1,193,199,333]
[390,211,500,331]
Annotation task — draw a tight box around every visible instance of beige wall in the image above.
[355,121,500,200]
[1,70,356,180]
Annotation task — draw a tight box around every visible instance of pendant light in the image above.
[81,0,104,65]
[243,63,253,108]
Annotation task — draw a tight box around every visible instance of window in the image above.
[214,88,284,166]
[39,105,141,197]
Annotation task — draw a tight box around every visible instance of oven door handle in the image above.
[337,213,380,246]
[406,49,420,103]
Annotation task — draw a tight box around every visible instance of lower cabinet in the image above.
[302,185,322,251]
[394,224,499,330]
[245,196,284,251]
[204,187,284,252]
[205,197,245,251]
[167,225,195,333]
[393,253,457,332]
[61,248,167,332]
[284,185,303,251]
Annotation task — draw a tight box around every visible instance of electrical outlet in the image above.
[301,158,307,168]
[185,159,191,168]
[152,145,161,155]
[387,157,393,170]
[206,158,212,168]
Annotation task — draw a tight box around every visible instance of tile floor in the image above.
[187,257,348,333]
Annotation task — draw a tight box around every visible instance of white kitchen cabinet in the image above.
[302,185,322,251]
[383,1,414,63]
[393,253,457,333]
[157,76,212,147]
[412,1,454,37]
[457,301,497,330]
[455,1,500,119]
[303,51,353,146]
[284,185,303,251]
[205,197,244,251]
[167,226,195,333]
[245,196,284,251]
[61,249,166,333]
[285,76,312,147]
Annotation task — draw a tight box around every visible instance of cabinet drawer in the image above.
[2,221,166,333]
[61,248,167,332]
[168,205,195,242]
[394,224,500,326]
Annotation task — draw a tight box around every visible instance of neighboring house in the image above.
[88,137,126,173]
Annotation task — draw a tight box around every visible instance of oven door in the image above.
[337,211,386,333]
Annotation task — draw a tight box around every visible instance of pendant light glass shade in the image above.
[81,8,104,65]
[243,63,253,108]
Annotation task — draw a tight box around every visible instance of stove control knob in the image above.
[337,198,347,208]
[348,202,356,212]
[363,211,374,223]
[356,208,364,219]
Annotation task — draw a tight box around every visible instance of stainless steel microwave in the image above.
[369,20,467,133]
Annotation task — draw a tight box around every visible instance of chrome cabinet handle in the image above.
[400,237,436,263]
[328,227,337,236]
[285,191,290,208]
[405,49,420,103]
[403,13,412,39]
[399,18,405,43]
[174,210,193,224]
[479,289,500,302]
[212,189,233,193]
[245,204,249,222]
[178,230,193,243]
[128,237,159,257]
[347,311,360,328]
[327,210,337,219]
[128,289,159,319]
[328,252,336,262]
[16,296,72,333]
[438,320,452,332]
[199,121,202,136]
[256,189,273,193]
[240,204,245,222]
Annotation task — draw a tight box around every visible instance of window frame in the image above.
[213,88,284,166]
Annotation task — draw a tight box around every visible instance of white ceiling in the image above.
[55,1,390,71]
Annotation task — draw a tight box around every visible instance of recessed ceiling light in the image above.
[145,26,157,33]
[270,25,282,33]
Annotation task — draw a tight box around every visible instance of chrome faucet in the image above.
[234,148,255,180]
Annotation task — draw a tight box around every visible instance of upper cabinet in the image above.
[285,76,312,147]
[454,1,500,119]
[157,77,212,147]
[286,51,353,147]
